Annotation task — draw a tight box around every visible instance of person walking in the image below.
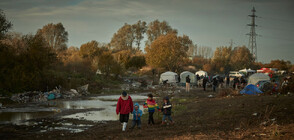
[143,94,160,125]
[161,96,173,125]
[116,91,133,131]
[212,77,218,92]
[226,75,230,88]
[186,75,191,93]
[203,77,208,91]
[130,103,142,129]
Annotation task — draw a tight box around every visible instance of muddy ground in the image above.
[1,87,294,140]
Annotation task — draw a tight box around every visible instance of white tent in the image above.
[247,73,270,85]
[159,71,178,84]
[180,71,196,84]
[195,70,208,77]
[239,68,256,73]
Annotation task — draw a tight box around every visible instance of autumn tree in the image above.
[229,46,254,70]
[132,20,147,49]
[1,32,27,55]
[97,51,122,77]
[192,56,210,70]
[146,20,177,45]
[145,33,188,72]
[212,46,232,73]
[264,59,291,71]
[37,23,68,51]
[203,63,215,74]
[0,9,12,39]
[110,23,134,51]
[197,46,213,58]
[125,56,146,70]
[0,34,56,92]
[113,49,132,67]
[79,40,102,59]
[290,65,294,72]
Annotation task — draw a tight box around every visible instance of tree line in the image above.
[0,9,293,95]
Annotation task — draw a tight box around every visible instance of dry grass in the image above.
[217,88,240,97]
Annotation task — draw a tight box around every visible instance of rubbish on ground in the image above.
[10,85,90,103]
[77,84,89,95]
[208,95,214,98]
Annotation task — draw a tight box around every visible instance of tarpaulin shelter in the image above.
[159,71,178,84]
[240,84,263,95]
[247,73,270,85]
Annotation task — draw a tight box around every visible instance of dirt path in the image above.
[1,88,294,139]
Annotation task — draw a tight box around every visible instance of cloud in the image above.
[2,0,173,20]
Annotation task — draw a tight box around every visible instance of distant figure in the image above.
[163,80,168,85]
[186,75,191,93]
[212,78,218,92]
[240,77,246,89]
[203,77,208,91]
[233,77,240,90]
[178,76,181,83]
[116,91,133,131]
[226,75,230,88]
[219,77,224,88]
[272,79,278,94]
[196,74,200,81]
[196,74,200,87]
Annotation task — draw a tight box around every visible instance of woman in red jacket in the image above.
[116,91,133,131]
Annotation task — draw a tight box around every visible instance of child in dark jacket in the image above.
[116,91,133,131]
[130,103,142,129]
[161,96,173,125]
[143,94,160,125]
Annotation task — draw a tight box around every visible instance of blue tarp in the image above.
[47,93,55,100]
[240,84,263,95]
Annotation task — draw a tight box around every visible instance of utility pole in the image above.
[247,7,258,61]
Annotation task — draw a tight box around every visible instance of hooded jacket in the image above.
[161,97,172,115]
[132,103,143,120]
[116,95,133,115]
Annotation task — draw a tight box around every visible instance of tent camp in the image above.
[239,68,256,73]
[240,84,263,95]
[247,73,270,85]
[195,70,208,77]
[159,71,178,84]
[180,71,196,85]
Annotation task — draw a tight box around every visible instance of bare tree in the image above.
[37,23,68,51]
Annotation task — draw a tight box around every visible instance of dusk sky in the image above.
[1,0,293,63]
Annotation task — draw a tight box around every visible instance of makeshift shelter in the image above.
[240,84,263,95]
[247,73,270,85]
[257,68,274,74]
[239,68,256,73]
[195,70,208,77]
[180,71,196,85]
[159,71,178,84]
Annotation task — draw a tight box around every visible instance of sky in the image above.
[0,0,293,63]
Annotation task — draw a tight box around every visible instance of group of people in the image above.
[184,74,249,93]
[116,91,173,131]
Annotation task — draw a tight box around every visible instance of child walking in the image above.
[143,94,160,125]
[116,91,133,131]
[130,103,142,129]
[161,96,173,125]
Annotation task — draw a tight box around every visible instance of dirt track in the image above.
[1,88,294,140]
